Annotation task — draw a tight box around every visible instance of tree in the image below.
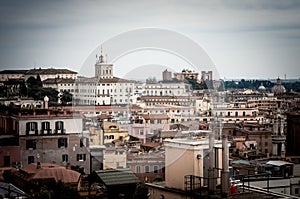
[41,88,58,103]
[26,76,58,103]
[29,181,79,199]
[26,76,43,100]
[61,90,72,105]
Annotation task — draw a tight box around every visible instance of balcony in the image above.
[26,129,38,136]
[40,129,52,135]
[54,129,66,134]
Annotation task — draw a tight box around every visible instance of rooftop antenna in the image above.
[98,45,104,63]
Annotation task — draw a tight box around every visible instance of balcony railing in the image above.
[40,129,52,135]
[54,129,66,134]
[26,129,38,135]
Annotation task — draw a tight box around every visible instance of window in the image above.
[55,121,64,134]
[108,135,114,139]
[26,122,38,135]
[235,112,238,117]
[265,142,268,146]
[136,165,141,173]
[77,154,86,161]
[295,188,299,195]
[26,140,36,149]
[28,156,34,164]
[154,165,159,173]
[4,156,10,167]
[80,138,84,147]
[41,121,50,134]
[145,165,150,173]
[58,138,68,148]
[62,154,68,162]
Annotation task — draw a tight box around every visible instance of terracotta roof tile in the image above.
[21,163,81,184]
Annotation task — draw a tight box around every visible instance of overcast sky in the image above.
[0,0,300,79]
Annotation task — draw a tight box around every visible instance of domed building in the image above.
[258,83,266,93]
[272,77,286,95]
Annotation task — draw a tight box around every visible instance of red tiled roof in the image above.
[97,114,113,119]
[26,68,77,74]
[141,114,169,120]
[58,105,142,111]
[141,142,160,148]
[21,163,81,184]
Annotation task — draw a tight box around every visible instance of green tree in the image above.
[61,90,72,105]
[26,76,42,100]
[41,87,58,103]
[26,76,58,103]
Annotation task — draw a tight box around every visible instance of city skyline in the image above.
[0,0,300,79]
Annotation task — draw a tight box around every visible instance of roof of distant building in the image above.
[42,78,76,84]
[76,76,135,84]
[93,168,139,186]
[141,142,161,148]
[98,77,135,83]
[142,113,169,120]
[26,68,77,75]
[0,69,28,74]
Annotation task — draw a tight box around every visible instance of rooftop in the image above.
[26,68,77,75]
[20,162,81,184]
[93,168,139,186]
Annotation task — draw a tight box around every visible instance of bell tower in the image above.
[95,47,113,79]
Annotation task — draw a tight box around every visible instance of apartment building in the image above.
[0,109,91,174]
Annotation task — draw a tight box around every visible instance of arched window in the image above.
[145,165,150,173]
[26,122,38,135]
[41,121,50,134]
[109,135,114,139]
[55,121,64,134]
[136,165,141,173]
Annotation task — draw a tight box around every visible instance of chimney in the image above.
[44,96,49,109]
[221,135,229,197]
[208,119,216,194]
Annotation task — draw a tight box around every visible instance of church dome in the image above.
[258,83,266,91]
[271,77,286,94]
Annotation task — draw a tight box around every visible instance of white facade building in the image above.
[73,53,136,106]
[140,81,191,97]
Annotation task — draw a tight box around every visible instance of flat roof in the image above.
[266,160,294,167]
